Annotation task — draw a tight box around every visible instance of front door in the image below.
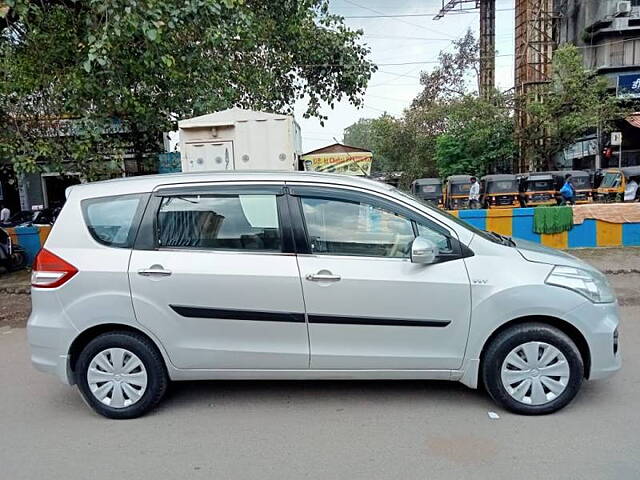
[129,185,309,369]
[290,186,472,370]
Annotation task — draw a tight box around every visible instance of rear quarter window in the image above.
[81,194,146,248]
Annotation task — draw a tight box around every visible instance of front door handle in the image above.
[138,265,172,277]
[306,273,341,282]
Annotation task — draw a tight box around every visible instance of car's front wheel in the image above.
[76,331,168,419]
[482,323,584,415]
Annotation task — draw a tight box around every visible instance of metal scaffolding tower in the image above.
[514,0,556,172]
[434,0,496,98]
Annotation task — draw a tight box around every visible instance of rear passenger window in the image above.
[82,194,143,248]
[157,194,281,251]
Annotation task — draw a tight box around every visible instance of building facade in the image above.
[557,0,640,168]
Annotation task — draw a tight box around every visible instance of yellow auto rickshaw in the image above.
[480,174,519,209]
[444,175,472,210]
[561,170,593,204]
[595,166,640,203]
[519,172,558,207]
[410,178,443,207]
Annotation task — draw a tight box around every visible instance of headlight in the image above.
[545,266,615,304]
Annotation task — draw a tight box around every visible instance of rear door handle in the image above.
[138,266,172,277]
[306,273,341,282]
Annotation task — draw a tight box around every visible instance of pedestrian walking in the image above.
[468,177,480,209]
[559,174,576,206]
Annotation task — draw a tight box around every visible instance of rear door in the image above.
[128,183,309,369]
[289,185,472,370]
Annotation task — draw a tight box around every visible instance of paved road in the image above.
[1,304,638,480]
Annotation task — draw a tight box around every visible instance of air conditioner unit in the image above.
[615,1,631,16]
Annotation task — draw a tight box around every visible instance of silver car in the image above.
[27,172,621,418]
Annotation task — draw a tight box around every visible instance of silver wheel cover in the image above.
[501,341,570,406]
[87,348,148,408]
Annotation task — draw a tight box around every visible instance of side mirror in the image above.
[411,236,439,265]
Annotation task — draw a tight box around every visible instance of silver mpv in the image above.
[28,172,621,418]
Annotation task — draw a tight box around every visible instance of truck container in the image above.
[178,108,302,172]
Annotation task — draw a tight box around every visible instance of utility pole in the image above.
[433,0,496,98]
[514,0,555,172]
[479,0,496,98]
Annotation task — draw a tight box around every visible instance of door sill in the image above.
[168,368,454,381]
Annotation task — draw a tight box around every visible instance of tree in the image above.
[0,0,376,178]
[434,93,516,178]
[411,29,480,110]
[342,115,436,178]
[521,45,628,169]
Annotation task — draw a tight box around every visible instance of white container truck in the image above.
[178,108,302,172]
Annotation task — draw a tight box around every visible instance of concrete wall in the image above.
[450,207,640,249]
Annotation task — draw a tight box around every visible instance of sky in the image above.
[296,0,516,153]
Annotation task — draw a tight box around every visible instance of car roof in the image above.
[66,170,398,199]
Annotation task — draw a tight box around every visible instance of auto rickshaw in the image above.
[518,172,558,207]
[559,170,593,204]
[410,178,443,207]
[444,175,473,210]
[480,174,519,209]
[595,166,640,203]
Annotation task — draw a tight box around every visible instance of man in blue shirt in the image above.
[559,174,576,206]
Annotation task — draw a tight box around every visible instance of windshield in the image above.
[450,183,471,195]
[487,180,518,194]
[571,176,591,189]
[600,172,621,188]
[420,184,441,194]
[526,179,554,192]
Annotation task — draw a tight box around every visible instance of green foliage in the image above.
[342,30,513,183]
[342,115,437,180]
[0,0,375,177]
[342,118,390,171]
[435,93,515,178]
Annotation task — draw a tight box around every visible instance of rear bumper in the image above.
[27,291,78,385]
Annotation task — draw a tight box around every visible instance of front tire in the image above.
[76,331,168,419]
[482,323,584,415]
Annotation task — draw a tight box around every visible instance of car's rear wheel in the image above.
[76,331,168,419]
[482,323,584,415]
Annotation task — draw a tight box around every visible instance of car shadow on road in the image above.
[161,379,492,412]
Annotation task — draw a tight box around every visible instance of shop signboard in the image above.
[301,151,373,176]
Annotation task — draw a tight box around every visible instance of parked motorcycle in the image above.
[0,227,27,272]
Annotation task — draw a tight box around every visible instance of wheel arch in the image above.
[68,323,167,378]
[478,315,592,385]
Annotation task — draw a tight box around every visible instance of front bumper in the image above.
[564,300,621,380]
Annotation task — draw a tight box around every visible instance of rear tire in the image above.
[76,331,168,419]
[482,323,584,415]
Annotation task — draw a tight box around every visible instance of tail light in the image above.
[31,249,78,288]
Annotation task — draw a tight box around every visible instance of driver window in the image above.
[300,197,414,258]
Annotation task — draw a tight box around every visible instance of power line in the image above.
[341,0,456,39]
[345,8,515,19]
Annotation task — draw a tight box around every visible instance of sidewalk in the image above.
[570,247,640,274]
